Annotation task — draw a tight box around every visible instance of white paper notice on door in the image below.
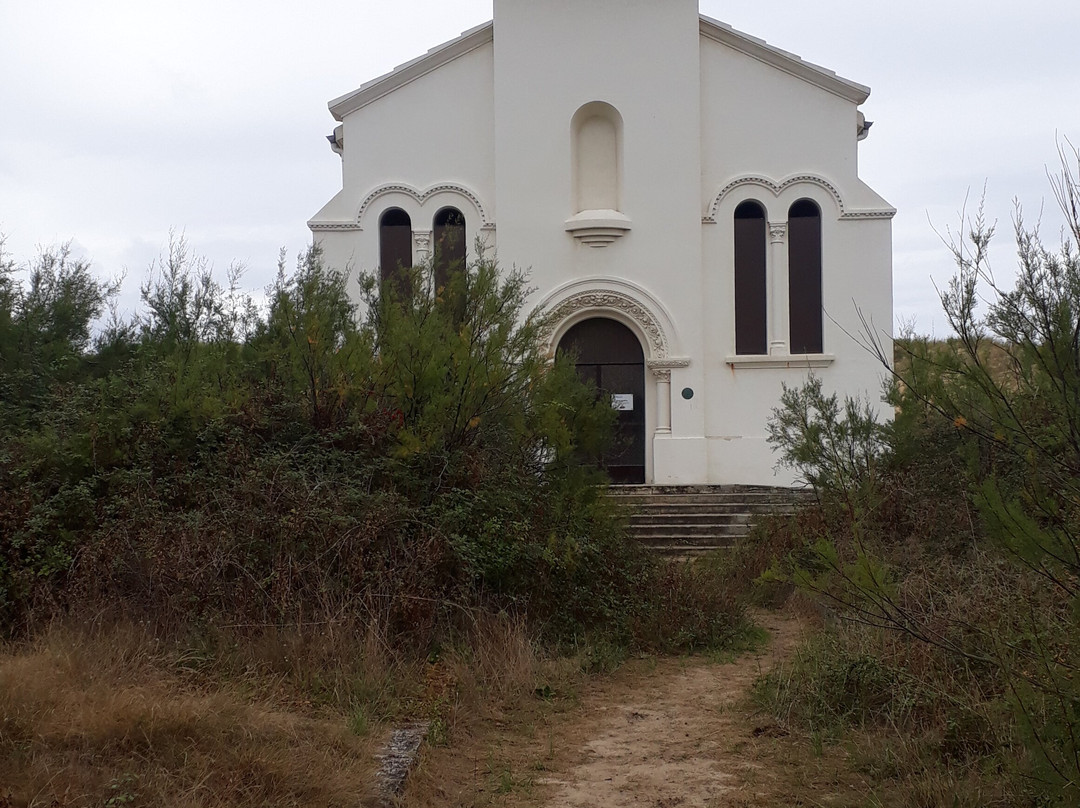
[611,394,634,411]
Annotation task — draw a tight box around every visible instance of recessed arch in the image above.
[571,102,624,214]
[433,206,466,288]
[788,198,823,354]
[706,173,850,222]
[733,200,767,355]
[356,182,493,229]
[538,278,685,364]
[379,207,412,290]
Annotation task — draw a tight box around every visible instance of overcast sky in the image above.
[2,0,1078,336]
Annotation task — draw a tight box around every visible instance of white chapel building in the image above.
[309,0,895,487]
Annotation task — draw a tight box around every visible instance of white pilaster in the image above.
[652,367,672,435]
[768,221,789,356]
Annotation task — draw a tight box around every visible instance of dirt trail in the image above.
[534,611,807,807]
[412,609,870,807]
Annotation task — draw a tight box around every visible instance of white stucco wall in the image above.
[311,39,497,292]
[309,2,895,488]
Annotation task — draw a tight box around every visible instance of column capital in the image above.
[768,221,788,244]
[413,229,432,260]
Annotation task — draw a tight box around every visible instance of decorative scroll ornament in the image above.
[544,290,671,359]
[768,222,788,243]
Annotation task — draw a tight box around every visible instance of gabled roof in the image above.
[328,15,870,121]
[329,22,494,121]
[698,15,870,104]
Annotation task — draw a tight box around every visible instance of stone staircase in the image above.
[607,485,814,558]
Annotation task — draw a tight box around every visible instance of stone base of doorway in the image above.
[607,485,813,558]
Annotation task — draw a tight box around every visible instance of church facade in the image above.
[309,0,895,487]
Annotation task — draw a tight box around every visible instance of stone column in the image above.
[768,221,789,356]
[652,368,672,435]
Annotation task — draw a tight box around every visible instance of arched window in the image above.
[734,201,767,355]
[788,199,823,354]
[433,207,466,289]
[379,208,413,293]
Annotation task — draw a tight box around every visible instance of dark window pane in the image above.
[433,207,466,289]
[734,201,767,355]
[379,208,412,296]
[788,199,822,354]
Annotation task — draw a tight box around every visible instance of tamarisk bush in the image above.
[764,144,1080,803]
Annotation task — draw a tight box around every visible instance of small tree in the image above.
[767,143,1080,802]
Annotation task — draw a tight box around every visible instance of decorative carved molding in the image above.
[704,174,896,222]
[308,221,363,232]
[651,368,671,382]
[768,222,788,243]
[544,290,673,359]
[355,182,493,229]
[647,358,691,369]
[413,230,432,259]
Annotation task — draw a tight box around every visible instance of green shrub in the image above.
[1,234,743,654]
[761,147,1080,804]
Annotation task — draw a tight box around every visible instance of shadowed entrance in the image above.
[558,317,646,484]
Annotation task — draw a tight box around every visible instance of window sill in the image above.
[725,353,835,369]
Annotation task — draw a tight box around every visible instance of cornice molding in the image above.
[699,16,870,104]
[329,23,494,120]
[328,15,866,121]
[308,221,362,232]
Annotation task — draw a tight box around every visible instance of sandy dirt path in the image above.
[535,610,808,808]
[411,609,872,807]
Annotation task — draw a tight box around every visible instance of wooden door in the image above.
[558,318,646,484]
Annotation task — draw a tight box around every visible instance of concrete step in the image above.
[651,544,736,558]
[613,488,807,501]
[629,512,754,526]
[635,533,747,546]
[607,484,809,555]
[632,523,749,539]
[630,507,781,520]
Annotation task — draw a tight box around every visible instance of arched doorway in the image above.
[558,317,646,484]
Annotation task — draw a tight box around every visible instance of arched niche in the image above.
[566,102,631,247]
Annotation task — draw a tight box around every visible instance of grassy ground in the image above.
[2,602,1026,807]
[0,619,384,807]
[0,608,597,808]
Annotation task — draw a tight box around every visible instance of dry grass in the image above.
[0,618,389,808]
[0,608,564,808]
